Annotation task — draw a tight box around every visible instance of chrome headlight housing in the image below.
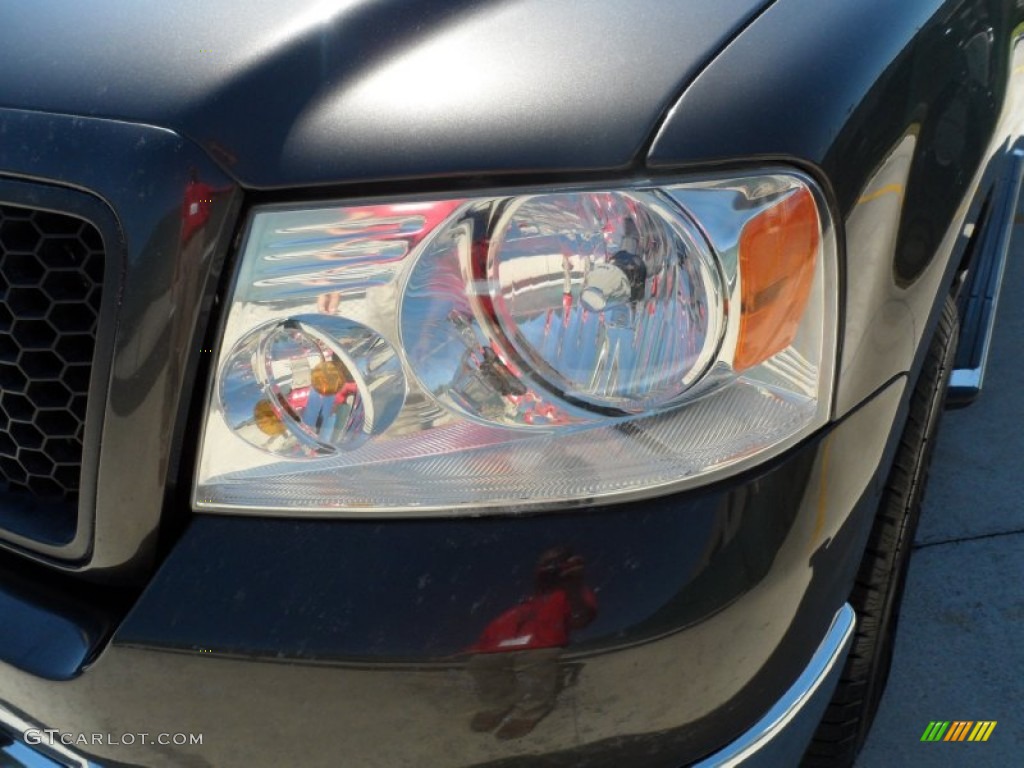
[195,172,837,515]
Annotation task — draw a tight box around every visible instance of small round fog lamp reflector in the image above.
[487,191,724,411]
[218,316,405,457]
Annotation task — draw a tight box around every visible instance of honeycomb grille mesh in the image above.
[0,204,103,505]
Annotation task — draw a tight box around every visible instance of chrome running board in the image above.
[949,145,1024,405]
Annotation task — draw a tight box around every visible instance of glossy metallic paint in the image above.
[0,0,1020,765]
[1,382,904,767]
[0,0,774,188]
[649,0,1024,417]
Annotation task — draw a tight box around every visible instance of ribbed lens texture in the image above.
[206,381,814,511]
[0,205,102,503]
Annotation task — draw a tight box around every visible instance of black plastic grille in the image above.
[0,204,103,506]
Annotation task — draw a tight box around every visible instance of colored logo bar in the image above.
[920,721,997,742]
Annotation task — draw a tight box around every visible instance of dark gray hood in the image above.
[0,0,772,188]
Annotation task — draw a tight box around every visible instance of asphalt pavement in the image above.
[857,225,1024,765]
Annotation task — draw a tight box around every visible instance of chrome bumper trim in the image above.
[692,603,856,768]
[2,605,857,768]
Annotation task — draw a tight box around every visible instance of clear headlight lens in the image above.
[219,316,405,455]
[401,190,725,426]
[195,173,836,515]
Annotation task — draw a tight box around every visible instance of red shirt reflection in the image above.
[182,170,214,242]
[471,550,597,653]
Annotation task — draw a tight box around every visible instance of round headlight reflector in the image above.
[218,316,405,457]
[486,191,723,411]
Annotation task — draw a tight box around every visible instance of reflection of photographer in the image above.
[467,548,597,740]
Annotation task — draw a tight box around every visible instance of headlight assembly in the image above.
[194,172,837,515]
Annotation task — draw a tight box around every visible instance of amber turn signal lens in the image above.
[253,399,287,436]
[311,359,350,395]
[734,187,820,371]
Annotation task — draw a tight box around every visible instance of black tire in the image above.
[802,297,959,767]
